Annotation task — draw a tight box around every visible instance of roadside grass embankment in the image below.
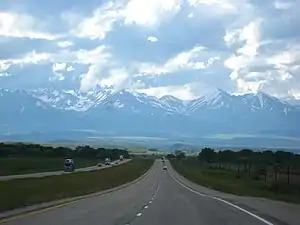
[171,159,300,204]
[0,158,98,176]
[0,159,154,212]
[0,142,130,176]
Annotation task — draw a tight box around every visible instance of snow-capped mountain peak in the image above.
[1,87,300,140]
[187,88,235,112]
[160,95,181,102]
[1,88,299,116]
[241,91,295,114]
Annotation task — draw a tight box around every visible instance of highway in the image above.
[0,159,130,181]
[1,160,273,225]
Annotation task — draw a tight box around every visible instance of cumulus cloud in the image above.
[0,51,53,67]
[224,20,263,92]
[224,16,300,97]
[147,36,158,42]
[50,62,74,81]
[138,46,219,75]
[70,0,182,40]
[66,66,74,71]
[52,63,67,72]
[1,0,300,101]
[57,41,73,48]
[137,81,215,100]
[78,46,114,91]
[50,72,65,81]
[99,68,129,88]
[71,2,124,40]
[138,84,197,100]
[0,12,60,40]
[189,0,236,10]
[123,0,181,27]
[0,61,11,72]
[0,45,112,87]
[0,72,11,77]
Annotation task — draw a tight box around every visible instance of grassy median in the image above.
[171,160,300,203]
[0,158,99,176]
[0,159,154,212]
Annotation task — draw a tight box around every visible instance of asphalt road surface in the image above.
[1,160,273,225]
[0,159,130,181]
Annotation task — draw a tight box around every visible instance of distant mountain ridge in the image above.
[17,88,300,114]
[0,87,300,141]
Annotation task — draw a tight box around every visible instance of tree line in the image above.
[0,143,130,160]
[167,148,300,184]
[197,148,300,184]
[197,148,300,167]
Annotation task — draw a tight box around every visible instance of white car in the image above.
[163,165,167,170]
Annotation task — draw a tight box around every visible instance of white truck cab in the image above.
[105,158,111,165]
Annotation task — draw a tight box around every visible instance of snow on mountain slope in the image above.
[88,90,177,115]
[29,88,83,110]
[1,87,300,138]
[242,92,296,115]
[159,95,186,113]
[185,89,298,116]
[3,88,299,116]
[29,88,112,111]
[187,89,241,113]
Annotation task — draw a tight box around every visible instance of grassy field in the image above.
[0,158,99,176]
[0,159,153,212]
[171,160,300,203]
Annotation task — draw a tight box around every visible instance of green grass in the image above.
[171,160,300,203]
[0,158,99,176]
[0,159,153,212]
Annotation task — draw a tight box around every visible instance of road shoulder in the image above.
[168,161,300,225]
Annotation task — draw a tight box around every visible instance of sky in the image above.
[0,0,299,100]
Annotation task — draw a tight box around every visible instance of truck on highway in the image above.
[105,158,111,165]
[64,158,75,172]
[119,155,124,161]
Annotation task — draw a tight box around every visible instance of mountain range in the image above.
[1,87,300,146]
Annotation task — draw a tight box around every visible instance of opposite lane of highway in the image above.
[0,159,130,181]
[1,160,272,225]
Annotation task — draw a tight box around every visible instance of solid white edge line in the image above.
[212,197,274,225]
[169,170,274,225]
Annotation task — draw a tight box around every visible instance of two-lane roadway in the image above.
[1,160,273,225]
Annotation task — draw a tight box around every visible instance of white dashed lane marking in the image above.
[126,180,160,224]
